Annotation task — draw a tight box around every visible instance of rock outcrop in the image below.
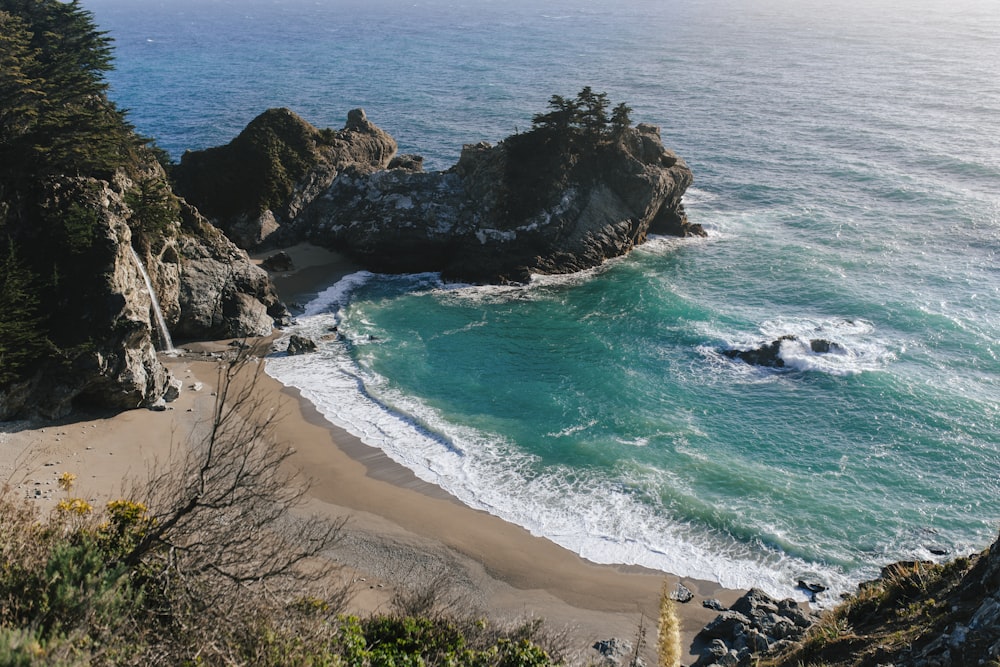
[723,336,844,368]
[289,119,701,283]
[171,107,397,249]
[0,2,290,420]
[170,202,289,340]
[0,177,171,419]
[757,532,1000,667]
[692,588,818,667]
[0,168,289,420]
[180,104,702,285]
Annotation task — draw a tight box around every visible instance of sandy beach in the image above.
[0,243,743,665]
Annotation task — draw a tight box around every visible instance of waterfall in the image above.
[129,246,176,353]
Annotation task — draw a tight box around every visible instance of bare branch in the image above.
[122,340,347,617]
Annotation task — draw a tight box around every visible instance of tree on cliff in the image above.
[0,241,47,385]
[0,0,160,392]
[504,88,635,221]
[0,0,139,179]
[528,87,626,144]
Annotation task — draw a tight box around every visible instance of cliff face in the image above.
[0,177,170,418]
[0,167,288,420]
[171,107,397,249]
[0,0,291,420]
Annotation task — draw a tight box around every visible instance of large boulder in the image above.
[171,202,289,339]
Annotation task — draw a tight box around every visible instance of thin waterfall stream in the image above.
[129,246,175,353]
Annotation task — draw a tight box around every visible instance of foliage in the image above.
[0,240,48,384]
[656,582,680,667]
[0,0,140,179]
[762,551,994,667]
[501,88,633,221]
[528,86,629,143]
[125,176,181,250]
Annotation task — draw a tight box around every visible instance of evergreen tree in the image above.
[0,11,43,156]
[576,86,610,138]
[611,101,633,140]
[0,0,138,179]
[531,94,581,135]
[0,241,47,384]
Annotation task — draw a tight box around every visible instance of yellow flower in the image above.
[57,472,77,491]
[56,498,92,516]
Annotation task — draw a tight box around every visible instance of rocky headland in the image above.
[174,91,704,284]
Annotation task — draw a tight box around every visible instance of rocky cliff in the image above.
[0,0,291,420]
[171,107,397,249]
[294,120,700,283]
[756,532,1000,667]
[0,167,289,420]
[0,177,171,417]
[180,96,703,285]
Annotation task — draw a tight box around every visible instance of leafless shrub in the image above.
[390,567,466,619]
[121,343,349,631]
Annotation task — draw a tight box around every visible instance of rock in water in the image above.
[286,334,317,355]
[723,337,792,368]
[724,336,844,368]
[181,99,703,285]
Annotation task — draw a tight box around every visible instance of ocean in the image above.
[83,0,1000,600]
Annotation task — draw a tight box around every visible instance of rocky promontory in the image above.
[179,90,704,284]
[1,2,699,420]
[171,107,397,250]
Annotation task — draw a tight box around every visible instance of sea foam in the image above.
[267,272,856,603]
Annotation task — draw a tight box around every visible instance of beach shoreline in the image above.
[0,242,744,664]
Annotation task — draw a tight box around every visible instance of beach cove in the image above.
[1,243,742,665]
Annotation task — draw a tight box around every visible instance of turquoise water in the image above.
[84,0,1000,599]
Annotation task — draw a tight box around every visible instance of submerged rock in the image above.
[723,336,844,368]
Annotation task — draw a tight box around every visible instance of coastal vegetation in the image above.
[760,548,1000,667]
[0,0,170,389]
[0,348,562,666]
[501,87,635,221]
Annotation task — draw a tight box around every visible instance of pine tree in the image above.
[0,241,47,384]
[0,11,43,156]
[0,0,138,179]
[611,102,633,140]
[576,86,610,138]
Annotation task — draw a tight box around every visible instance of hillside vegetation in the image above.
[0,350,562,666]
[0,0,169,387]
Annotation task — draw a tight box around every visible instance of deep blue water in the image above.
[84,0,1000,599]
